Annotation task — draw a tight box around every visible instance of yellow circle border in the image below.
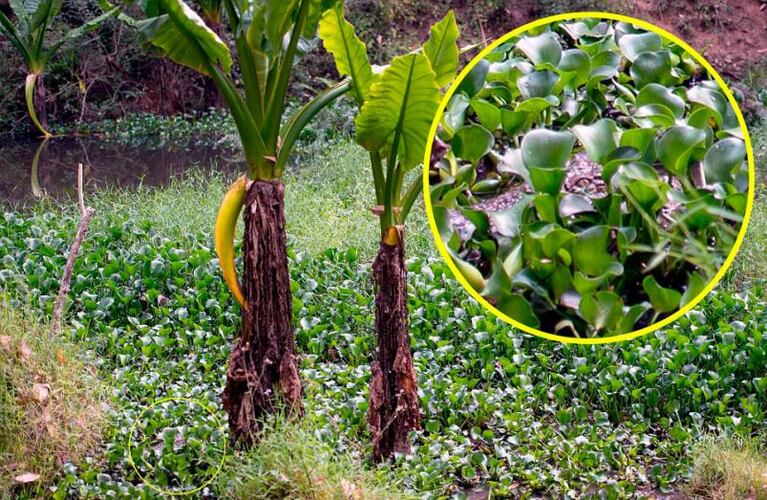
[127,397,227,496]
[422,11,756,345]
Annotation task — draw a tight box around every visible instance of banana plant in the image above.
[319,6,459,461]
[0,0,118,136]
[128,0,348,445]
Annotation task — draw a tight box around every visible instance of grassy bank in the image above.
[0,119,765,496]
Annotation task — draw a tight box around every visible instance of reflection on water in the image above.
[0,138,244,207]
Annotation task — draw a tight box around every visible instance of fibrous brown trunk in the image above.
[368,227,420,462]
[222,180,302,447]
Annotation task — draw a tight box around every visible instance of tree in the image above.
[0,0,118,136]
[319,6,460,461]
[130,0,347,445]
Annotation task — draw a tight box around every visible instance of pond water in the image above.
[0,138,244,207]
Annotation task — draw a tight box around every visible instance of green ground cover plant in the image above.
[1,165,766,496]
[429,18,750,339]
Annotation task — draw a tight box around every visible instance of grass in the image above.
[0,300,108,498]
[217,416,406,500]
[688,434,767,499]
[79,139,434,261]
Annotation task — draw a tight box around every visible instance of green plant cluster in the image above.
[1,206,766,498]
[430,19,750,338]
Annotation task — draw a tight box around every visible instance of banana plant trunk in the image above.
[368,226,420,462]
[222,179,302,446]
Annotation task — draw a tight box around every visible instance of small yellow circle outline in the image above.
[127,397,227,496]
[422,11,756,344]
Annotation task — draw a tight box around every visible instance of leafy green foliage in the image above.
[429,18,750,337]
[1,204,766,497]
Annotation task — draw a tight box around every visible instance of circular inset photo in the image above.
[424,13,754,342]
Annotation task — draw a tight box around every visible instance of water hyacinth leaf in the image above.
[470,99,502,130]
[574,225,615,276]
[633,104,675,128]
[602,146,642,180]
[422,10,460,87]
[517,96,558,113]
[618,31,662,62]
[495,148,529,183]
[579,291,624,331]
[573,263,623,295]
[442,93,470,137]
[355,53,440,169]
[534,193,558,222]
[620,127,656,164]
[630,50,675,88]
[496,294,540,328]
[447,247,485,292]
[572,118,621,164]
[680,271,707,308]
[560,193,595,217]
[471,178,501,194]
[530,224,575,258]
[617,302,651,333]
[457,59,489,97]
[517,32,562,66]
[521,128,575,169]
[452,124,494,164]
[529,168,567,195]
[702,137,746,184]
[636,83,686,118]
[501,109,527,135]
[643,275,681,313]
[687,83,728,127]
[656,126,707,177]
[518,70,559,99]
[489,194,532,237]
[558,48,591,87]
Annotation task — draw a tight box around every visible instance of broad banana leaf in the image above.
[137,0,232,75]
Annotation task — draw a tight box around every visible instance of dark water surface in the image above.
[0,138,243,207]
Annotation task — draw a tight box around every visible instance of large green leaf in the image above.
[452,124,494,164]
[518,70,559,99]
[572,118,621,164]
[617,31,661,62]
[702,137,746,184]
[521,128,574,169]
[422,10,459,87]
[517,32,562,66]
[264,0,299,49]
[643,275,681,313]
[656,126,707,177]
[355,53,440,169]
[579,291,623,332]
[630,50,675,89]
[138,0,232,75]
[636,83,685,118]
[318,4,373,103]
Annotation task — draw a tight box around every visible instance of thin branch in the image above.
[52,163,95,337]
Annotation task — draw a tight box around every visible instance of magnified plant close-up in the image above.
[428,17,752,340]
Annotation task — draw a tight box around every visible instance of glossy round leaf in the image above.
[453,124,495,164]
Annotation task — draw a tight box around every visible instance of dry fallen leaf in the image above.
[55,349,67,365]
[19,339,31,360]
[14,472,41,483]
[31,383,50,403]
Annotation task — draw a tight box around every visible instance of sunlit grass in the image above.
[216,415,408,500]
[0,301,108,497]
[688,434,767,500]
